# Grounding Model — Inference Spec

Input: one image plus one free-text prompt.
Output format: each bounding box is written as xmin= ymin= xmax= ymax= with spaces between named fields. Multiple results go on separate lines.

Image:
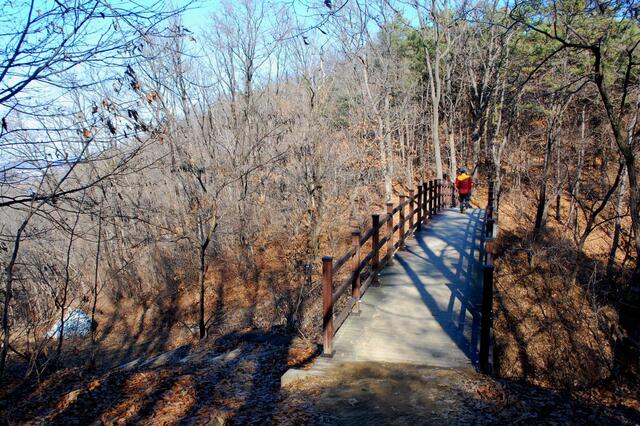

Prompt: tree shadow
xmin=277 ymin=362 xmax=640 ymax=424
xmin=90 ymin=249 xmax=181 ymax=370
xmin=388 ymin=208 xmax=484 ymax=366
xmin=2 ymin=323 xmax=317 ymax=424
xmin=493 ymin=227 xmax=630 ymax=390
xmin=0 ymin=248 xmax=184 ymax=419
xmin=1 ymin=234 xmax=325 ymax=424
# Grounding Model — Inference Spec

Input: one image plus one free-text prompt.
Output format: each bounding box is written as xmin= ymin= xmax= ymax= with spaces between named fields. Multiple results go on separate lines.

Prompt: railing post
xmin=487 ymin=181 xmax=496 ymax=236
xmin=408 ymin=189 xmax=415 ymax=231
xmin=423 ymin=181 xmax=429 ymax=223
xmin=428 ymin=180 xmax=434 ymax=217
xmin=480 ymin=263 xmax=494 ymax=373
xmin=486 ymin=218 xmax=495 ymax=238
xmin=417 ymin=183 xmax=424 ymax=231
xmin=488 ymin=180 xmax=495 ymax=218
xmin=451 ymin=180 xmax=456 ymax=208
xmin=437 ymin=179 xmax=442 ymax=211
xmin=322 ymin=256 xmax=334 ymax=357
xmin=351 ymin=230 xmax=361 ymax=314
xmin=386 ymin=202 xmax=394 ymax=263
xmin=372 ymin=214 xmax=380 ymax=273
xmin=399 ymin=195 xmax=406 ymax=249
xmin=481 ymin=179 xmax=497 ymax=374
xmin=443 ymin=174 xmax=449 ymax=208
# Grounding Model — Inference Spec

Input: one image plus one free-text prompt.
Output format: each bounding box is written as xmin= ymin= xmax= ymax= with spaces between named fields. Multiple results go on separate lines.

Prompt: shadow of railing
xmin=395 ymin=208 xmax=484 ymax=365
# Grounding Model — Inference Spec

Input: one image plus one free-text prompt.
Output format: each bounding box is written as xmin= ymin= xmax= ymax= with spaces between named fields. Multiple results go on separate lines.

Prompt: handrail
xmin=479 ymin=180 xmax=497 ymax=374
xmin=321 ymin=178 xmax=455 ymax=357
xmin=359 ymin=249 xmax=376 ymax=272
xmin=359 ymin=227 xmax=375 ymax=246
xmin=332 ymin=272 xmax=355 ymax=305
xmin=332 ymin=246 xmax=356 ymax=274
xmin=378 ymin=233 xmax=392 ymax=248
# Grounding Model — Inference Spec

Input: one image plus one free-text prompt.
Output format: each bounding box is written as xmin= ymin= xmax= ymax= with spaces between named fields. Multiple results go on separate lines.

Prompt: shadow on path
xmin=395 ymin=208 xmax=484 ymax=365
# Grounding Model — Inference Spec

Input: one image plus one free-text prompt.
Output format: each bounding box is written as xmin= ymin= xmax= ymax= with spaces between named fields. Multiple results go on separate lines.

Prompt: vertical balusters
xmin=351 ymin=230 xmax=361 ymax=314
xmin=409 ymin=189 xmax=415 ymax=231
xmin=372 ymin=214 xmax=380 ymax=273
xmin=322 ymin=256 xmax=334 ymax=357
xmin=386 ymin=202 xmax=394 ymax=263
xmin=428 ymin=180 xmax=434 ymax=217
xmin=399 ymin=195 xmax=406 ymax=249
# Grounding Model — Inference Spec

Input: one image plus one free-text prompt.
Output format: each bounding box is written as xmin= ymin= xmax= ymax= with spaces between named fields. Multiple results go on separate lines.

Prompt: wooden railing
xmin=321 ymin=178 xmax=457 ymax=356
xmin=480 ymin=180 xmax=496 ymax=373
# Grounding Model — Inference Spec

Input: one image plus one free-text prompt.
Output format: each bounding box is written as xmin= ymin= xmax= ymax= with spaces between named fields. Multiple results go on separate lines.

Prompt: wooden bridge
xmin=283 ymin=179 xmax=496 ymax=384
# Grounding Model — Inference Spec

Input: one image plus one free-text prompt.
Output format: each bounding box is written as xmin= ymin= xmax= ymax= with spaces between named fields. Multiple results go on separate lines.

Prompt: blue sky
xmin=179 ymin=0 xmax=219 ymax=30
xmin=178 ymin=0 xmax=326 ymax=33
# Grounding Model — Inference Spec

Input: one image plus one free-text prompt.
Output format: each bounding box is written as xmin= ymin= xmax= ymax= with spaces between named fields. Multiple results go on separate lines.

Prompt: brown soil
xmin=283 ymin=362 xmax=639 ymax=424
xmin=3 ymin=337 xmax=638 ymax=425
xmin=491 ymin=180 xmax=639 ymax=405
xmin=3 ymin=179 xmax=637 ymax=423
xmin=0 ymin=329 xmax=319 ymax=424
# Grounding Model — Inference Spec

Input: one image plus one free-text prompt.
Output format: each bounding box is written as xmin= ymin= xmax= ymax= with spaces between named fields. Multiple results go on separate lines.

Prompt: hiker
xmin=455 ymin=167 xmax=472 ymax=213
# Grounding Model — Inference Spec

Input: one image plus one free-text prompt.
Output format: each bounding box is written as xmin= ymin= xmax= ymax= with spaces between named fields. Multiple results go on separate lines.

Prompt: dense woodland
xmin=1 ymin=0 xmax=639 ymax=419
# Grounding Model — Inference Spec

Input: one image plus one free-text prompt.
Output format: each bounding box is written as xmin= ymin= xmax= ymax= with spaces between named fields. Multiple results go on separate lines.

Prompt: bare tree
xmin=0 ymin=1 xmax=188 ymax=376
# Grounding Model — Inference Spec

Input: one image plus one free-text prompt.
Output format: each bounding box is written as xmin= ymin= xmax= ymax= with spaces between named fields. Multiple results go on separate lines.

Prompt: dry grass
xmin=493 ymin=178 xmax=638 ymax=408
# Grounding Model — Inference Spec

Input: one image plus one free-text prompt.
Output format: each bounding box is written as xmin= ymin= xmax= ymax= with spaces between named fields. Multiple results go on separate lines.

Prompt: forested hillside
xmin=1 ymin=0 xmax=638 ymax=422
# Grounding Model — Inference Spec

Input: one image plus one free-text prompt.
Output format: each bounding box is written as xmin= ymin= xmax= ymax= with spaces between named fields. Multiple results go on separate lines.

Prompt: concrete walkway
xmin=282 ymin=208 xmax=485 ymax=385
xmin=296 ymin=209 xmax=484 ymax=380
xmin=334 ymin=207 xmax=485 ymax=366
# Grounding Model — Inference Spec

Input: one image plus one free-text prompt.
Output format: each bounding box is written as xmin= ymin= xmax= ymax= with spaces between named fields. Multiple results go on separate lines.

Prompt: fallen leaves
xmin=2 ymin=333 xmax=322 ymax=424
xmin=3 ymin=333 xmax=637 ymax=424
xmin=286 ymin=344 xmax=317 ymax=368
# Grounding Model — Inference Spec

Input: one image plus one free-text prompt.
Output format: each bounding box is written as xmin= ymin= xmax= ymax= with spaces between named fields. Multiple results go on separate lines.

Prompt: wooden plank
xmin=332 ymin=246 xmax=355 ymax=274
xmin=359 ymin=227 xmax=375 ymax=246
xmin=334 ymin=297 xmax=356 ymax=334
xmin=332 ymin=271 xmax=355 ymax=305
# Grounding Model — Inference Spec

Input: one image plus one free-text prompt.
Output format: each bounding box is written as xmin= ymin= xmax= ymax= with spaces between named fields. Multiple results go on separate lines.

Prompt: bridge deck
xmin=282 ymin=208 xmax=485 ymax=385
xmin=325 ymin=208 xmax=484 ymax=369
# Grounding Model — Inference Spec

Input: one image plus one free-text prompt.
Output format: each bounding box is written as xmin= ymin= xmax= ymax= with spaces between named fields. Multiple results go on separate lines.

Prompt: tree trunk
xmin=307 ymin=177 xmax=323 ymax=260
xmin=568 ymin=112 xmax=585 ymax=231
xmin=608 ymin=167 xmax=628 ymax=277
xmin=384 ymin=94 xmax=394 ymax=199
xmin=0 ymin=219 xmax=29 ymax=377
xmin=448 ymin=125 xmax=457 ymax=181
xmin=431 ymin=101 xmax=443 ymax=180
xmin=88 ymin=205 xmax=103 ymax=370
xmin=423 ymin=36 xmax=443 ymax=180
xmin=56 ymin=220 xmax=78 ymax=361
xmin=493 ymin=132 xmax=509 ymax=209
xmin=578 ymin=162 xmax=625 ymax=251
xmin=623 ymin=153 xmax=640 ymax=284
xmin=197 ymin=215 xmax=213 ymax=340
xmin=534 ymin=125 xmax=554 ymax=235
xmin=198 ymin=242 xmax=208 ymax=339
xmin=378 ymin=116 xmax=392 ymax=201
xmin=471 ymin=119 xmax=482 ymax=179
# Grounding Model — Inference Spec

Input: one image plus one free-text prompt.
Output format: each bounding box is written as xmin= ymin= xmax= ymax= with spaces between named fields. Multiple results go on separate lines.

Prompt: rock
xmin=280 ymin=368 xmax=323 ymax=387
xmin=47 ymin=309 xmax=95 ymax=339
xmin=118 ymin=345 xmax=191 ymax=371
xmin=177 ymin=347 xmax=242 ymax=365
xmin=118 ymin=346 xmax=242 ymax=371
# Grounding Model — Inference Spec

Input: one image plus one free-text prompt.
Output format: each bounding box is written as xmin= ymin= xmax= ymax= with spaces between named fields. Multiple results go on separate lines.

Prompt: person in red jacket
xmin=455 ymin=167 xmax=473 ymax=213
